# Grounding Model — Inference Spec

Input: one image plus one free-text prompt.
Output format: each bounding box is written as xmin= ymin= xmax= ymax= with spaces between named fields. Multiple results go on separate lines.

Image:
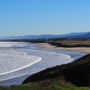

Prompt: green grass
xmin=0 ymin=81 xmax=89 ymax=90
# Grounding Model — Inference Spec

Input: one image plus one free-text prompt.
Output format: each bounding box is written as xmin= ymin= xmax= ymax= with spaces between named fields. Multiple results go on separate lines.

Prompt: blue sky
xmin=0 ymin=0 xmax=90 ymax=36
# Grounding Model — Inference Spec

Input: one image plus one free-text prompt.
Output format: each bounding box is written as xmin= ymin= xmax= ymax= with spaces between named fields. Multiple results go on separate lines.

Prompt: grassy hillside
xmin=0 ymin=55 xmax=90 ymax=90
xmin=50 ymin=40 xmax=90 ymax=47
xmin=0 ymin=82 xmax=89 ymax=90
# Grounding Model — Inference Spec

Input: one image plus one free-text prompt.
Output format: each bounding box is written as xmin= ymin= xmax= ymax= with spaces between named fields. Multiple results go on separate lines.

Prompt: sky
xmin=0 ymin=0 xmax=90 ymax=36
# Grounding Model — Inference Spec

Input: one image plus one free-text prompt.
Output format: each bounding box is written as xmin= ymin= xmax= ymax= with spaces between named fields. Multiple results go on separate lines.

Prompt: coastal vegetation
xmin=49 ymin=40 xmax=90 ymax=47
xmin=0 ymin=82 xmax=89 ymax=90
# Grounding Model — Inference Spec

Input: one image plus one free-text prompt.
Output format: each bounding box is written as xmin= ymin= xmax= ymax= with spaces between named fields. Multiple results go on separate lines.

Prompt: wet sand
xmin=38 ymin=43 xmax=90 ymax=54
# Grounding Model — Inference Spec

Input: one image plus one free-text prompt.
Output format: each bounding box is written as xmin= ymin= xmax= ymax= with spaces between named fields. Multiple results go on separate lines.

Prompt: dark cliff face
xmin=23 ymin=55 xmax=90 ymax=87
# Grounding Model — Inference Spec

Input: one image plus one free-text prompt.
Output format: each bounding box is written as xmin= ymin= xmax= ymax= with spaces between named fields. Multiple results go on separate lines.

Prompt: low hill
xmin=49 ymin=40 xmax=90 ymax=47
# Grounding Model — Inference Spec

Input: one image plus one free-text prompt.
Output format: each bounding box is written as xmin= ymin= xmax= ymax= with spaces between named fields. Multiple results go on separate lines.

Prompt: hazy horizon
xmin=0 ymin=31 xmax=89 ymax=38
xmin=0 ymin=0 xmax=90 ymax=36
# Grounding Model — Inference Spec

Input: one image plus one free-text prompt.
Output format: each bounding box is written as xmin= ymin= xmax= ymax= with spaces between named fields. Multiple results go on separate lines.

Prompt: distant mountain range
xmin=62 ymin=32 xmax=90 ymax=38
xmin=0 ymin=32 xmax=90 ymax=40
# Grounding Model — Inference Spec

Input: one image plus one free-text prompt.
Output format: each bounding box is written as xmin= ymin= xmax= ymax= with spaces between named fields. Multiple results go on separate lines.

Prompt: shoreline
xmin=37 ymin=43 xmax=90 ymax=54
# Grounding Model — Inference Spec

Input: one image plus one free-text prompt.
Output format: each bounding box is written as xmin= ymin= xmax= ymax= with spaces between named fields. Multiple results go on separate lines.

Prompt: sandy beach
xmin=38 ymin=43 xmax=90 ymax=54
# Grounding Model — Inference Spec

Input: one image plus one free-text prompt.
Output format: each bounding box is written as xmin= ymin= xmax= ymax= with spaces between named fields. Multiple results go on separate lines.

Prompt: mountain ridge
xmin=0 ymin=32 xmax=90 ymax=40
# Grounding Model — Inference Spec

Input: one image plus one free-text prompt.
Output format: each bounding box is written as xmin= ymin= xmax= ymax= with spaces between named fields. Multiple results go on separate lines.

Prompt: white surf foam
xmin=0 ymin=49 xmax=41 ymax=75
xmin=0 ymin=42 xmax=28 ymax=47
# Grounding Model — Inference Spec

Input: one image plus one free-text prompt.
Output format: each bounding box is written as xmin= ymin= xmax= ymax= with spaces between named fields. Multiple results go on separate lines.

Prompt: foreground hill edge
xmin=19 ymin=54 xmax=90 ymax=89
